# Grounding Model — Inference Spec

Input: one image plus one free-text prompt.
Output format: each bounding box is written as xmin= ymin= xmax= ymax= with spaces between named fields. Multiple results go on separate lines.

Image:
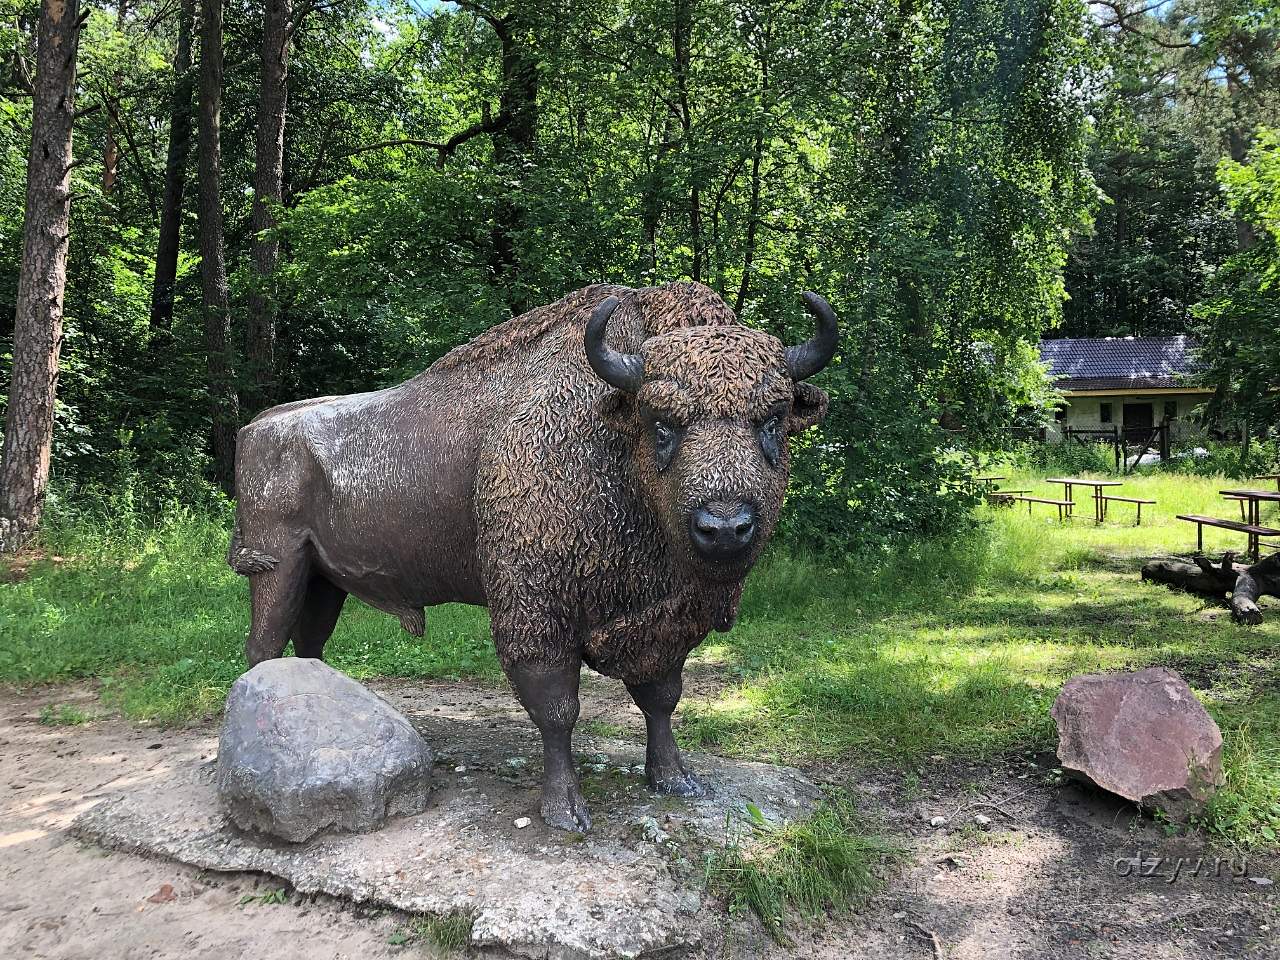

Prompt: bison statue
xmin=229 ymin=282 xmax=837 ymax=831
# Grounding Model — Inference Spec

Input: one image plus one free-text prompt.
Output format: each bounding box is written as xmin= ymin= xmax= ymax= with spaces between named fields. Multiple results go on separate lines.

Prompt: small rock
xmin=1051 ymin=667 xmax=1224 ymax=821
xmin=454 ymin=765 xmax=467 ymax=774
xmin=216 ymin=659 xmax=433 ymax=843
xmin=633 ymin=815 xmax=668 ymax=844
xmin=514 ymin=817 xmax=531 ymax=829
xmin=929 ymin=816 xmax=947 ymax=828
xmin=974 ymin=814 xmax=992 ymax=828
xmin=1248 ymin=876 xmax=1273 ymax=886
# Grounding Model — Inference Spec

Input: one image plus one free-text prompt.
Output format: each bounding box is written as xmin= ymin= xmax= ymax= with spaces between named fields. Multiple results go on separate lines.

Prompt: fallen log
xmin=1141 ymin=552 xmax=1280 ymax=625
xmin=1230 ymin=552 xmax=1280 ymax=626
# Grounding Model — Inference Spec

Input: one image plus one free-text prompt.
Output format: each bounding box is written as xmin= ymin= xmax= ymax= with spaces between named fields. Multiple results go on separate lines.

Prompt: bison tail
xmin=226 ymin=520 xmax=280 ymax=576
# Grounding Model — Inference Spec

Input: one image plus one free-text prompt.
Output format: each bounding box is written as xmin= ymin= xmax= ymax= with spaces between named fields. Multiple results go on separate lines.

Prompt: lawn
xmin=2 ymin=467 xmax=1278 ymax=846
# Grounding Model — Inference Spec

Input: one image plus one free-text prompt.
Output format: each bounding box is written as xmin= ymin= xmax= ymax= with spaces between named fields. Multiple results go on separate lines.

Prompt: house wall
xmin=1046 ymin=392 xmax=1208 ymax=442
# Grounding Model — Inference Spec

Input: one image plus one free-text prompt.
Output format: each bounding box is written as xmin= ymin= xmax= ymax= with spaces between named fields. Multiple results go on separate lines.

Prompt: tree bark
xmin=149 ymin=0 xmax=196 ymax=329
xmin=672 ymin=0 xmax=700 ymax=281
xmin=101 ymin=0 xmax=127 ymax=194
xmin=245 ymin=0 xmax=291 ymax=415
xmin=197 ymin=0 xmax=238 ymax=494
xmin=488 ymin=9 xmax=537 ymax=310
xmin=1141 ymin=552 xmax=1280 ymax=624
xmin=0 ymin=0 xmax=83 ymax=551
xmin=734 ymin=19 xmax=771 ymax=314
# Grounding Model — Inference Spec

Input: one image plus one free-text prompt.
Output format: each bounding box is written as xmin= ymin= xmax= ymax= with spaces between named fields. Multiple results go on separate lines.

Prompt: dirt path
xmin=2 ymin=679 xmax=1277 ymax=960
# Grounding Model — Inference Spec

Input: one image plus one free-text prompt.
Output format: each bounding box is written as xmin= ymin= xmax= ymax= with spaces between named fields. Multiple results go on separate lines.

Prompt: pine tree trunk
xmin=0 ymin=0 xmax=82 ymax=552
xmin=149 ymin=0 xmax=195 ymax=329
xmin=197 ymin=0 xmax=238 ymax=495
xmin=245 ymin=0 xmax=290 ymax=415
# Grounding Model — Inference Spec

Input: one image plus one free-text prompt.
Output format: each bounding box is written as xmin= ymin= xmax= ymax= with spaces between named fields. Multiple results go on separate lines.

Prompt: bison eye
xmin=653 ymin=420 xmax=679 ymax=472
xmin=758 ymin=416 xmax=783 ymax=467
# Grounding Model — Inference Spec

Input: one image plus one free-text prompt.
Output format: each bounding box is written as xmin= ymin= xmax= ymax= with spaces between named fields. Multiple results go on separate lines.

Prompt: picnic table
xmin=1045 ymin=477 xmax=1124 ymax=524
xmin=1218 ymin=489 xmax=1280 ymax=558
xmin=1254 ymin=473 xmax=1280 ymax=492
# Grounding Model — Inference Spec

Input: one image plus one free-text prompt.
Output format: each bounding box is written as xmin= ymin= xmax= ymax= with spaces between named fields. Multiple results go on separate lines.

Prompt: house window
xmin=1099 ymin=403 xmax=1113 ymax=424
xmin=1164 ymin=400 xmax=1178 ymax=420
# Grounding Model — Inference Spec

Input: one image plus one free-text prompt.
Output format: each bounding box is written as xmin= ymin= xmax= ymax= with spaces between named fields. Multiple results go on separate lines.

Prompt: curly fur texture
xmin=231 ymin=280 xmax=833 ymax=829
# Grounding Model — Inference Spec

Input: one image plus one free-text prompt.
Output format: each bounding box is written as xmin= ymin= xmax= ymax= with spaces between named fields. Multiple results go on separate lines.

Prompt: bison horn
xmin=585 ymin=295 xmax=643 ymax=392
xmin=785 ymin=292 xmax=839 ymax=381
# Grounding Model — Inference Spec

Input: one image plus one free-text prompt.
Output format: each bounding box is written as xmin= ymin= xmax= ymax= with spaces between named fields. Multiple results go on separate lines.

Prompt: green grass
xmin=706 ymin=794 xmax=901 ymax=943
xmin=38 ymin=703 xmax=91 ymax=725
xmin=1 ymin=470 xmax=1278 ymax=846
xmin=388 ymin=912 xmax=474 ymax=952
xmin=0 ymin=506 xmax=500 ymax=723
xmin=681 ymin=467 xmax=1280 ymax=847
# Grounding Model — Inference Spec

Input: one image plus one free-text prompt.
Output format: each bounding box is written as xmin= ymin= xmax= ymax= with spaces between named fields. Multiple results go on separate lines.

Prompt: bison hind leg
xmin=292 ymin=576 xmax=348 ymax=659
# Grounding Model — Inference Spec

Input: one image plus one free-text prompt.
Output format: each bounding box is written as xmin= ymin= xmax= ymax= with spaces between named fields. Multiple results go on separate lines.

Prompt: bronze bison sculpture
xmin=229 ymin=282 xmax=837 ymax=830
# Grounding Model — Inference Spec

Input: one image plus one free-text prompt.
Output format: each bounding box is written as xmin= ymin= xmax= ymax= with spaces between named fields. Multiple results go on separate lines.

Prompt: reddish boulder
xmin=1051 ymin=667 xmax=1224 ymax=820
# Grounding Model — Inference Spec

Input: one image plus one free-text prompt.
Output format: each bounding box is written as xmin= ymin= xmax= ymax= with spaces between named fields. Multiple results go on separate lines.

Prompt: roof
xmin=1038 ymin=336 xmax=1202 ymax=392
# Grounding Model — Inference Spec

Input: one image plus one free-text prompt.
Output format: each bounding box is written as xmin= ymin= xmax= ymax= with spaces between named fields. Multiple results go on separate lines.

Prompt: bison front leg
xmin=505 ymin=659 xmax=592 ymax=832
xmin=626 ymin=662 xmax=706 ymax=798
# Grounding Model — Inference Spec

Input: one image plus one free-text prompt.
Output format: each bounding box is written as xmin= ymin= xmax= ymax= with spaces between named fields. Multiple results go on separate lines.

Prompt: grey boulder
xmin=1051 ymin=666 xmax=1224 ymax=820
xmin=216 ymin=658 xmax=433 ymax=842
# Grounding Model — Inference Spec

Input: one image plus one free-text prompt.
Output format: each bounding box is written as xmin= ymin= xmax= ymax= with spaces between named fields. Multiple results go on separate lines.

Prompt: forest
xmin=1 ymin=0 xmax=1279 ymax=552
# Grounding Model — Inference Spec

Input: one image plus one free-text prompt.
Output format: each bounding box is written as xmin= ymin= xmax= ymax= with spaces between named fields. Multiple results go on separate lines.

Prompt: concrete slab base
xmin=71 ymin=715 xmax=819 ymax=959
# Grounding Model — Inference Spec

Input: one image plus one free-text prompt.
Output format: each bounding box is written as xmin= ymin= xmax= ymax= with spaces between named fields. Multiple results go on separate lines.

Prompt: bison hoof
xmin=648 ymin=767 xmax=707 ymax=798
xmin=541 ymin=784 xmax=592 ymax=833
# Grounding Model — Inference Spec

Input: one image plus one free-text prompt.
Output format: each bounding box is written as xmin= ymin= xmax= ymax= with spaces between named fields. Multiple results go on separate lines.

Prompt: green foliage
xmin=706 ymin=794 xmax=901 ymax=942
xmin=1195 ymin=128 xmax=1280 ymax=437
xmin=1 ymin=0 xmax=1101 ymax=553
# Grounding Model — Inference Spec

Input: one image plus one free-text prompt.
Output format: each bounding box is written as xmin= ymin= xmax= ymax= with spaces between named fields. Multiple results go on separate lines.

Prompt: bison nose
xmin=689 ymin=501 xmax=758 ymax=561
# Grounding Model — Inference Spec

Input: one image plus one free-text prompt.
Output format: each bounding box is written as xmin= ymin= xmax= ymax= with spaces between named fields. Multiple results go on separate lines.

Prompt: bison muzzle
xmin=229 ymin=282 xmax=837 ymax=831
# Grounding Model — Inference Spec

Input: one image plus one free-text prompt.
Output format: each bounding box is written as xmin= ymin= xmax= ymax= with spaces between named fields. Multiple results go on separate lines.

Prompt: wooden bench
xmin=1011 ymin=496 xmax=1074 ymax=521
xmin=1176 ymin=514 xmax=1280 ymax=556
xmin=984 ymin=488 xmax=1030 ymax=508
xmin=1101 ymin=495 xmax=1156 ymax=526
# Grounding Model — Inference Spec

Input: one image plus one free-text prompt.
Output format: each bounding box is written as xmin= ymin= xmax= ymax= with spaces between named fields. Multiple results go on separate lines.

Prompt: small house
xmin=1039 ymin=336 xmax=1209 ymax=441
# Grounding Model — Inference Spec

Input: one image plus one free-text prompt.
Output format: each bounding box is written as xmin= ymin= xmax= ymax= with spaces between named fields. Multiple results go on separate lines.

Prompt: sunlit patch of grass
xmin=0 ymin=507 xmax=500 ymax=722
xmin=38 ymin=703 xmax=91 ymax=725
xmin=1198 ymin=698 xmax=1280 ymax=848
xmin=706 ymin=794 xmax=901 ymax=943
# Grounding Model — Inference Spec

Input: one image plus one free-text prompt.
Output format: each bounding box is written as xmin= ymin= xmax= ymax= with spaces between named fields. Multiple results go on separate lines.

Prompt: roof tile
xmin=1038 ymin=336 xmax=1201 ymax=390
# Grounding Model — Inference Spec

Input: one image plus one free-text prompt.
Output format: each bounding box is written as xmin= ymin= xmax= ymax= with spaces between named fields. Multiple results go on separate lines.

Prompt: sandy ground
xmin=2 ymin=678 xmax=1277 ymax=960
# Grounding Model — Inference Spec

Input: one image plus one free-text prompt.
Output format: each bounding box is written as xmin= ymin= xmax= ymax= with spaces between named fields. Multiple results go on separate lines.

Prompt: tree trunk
xmin=149 ymin=0 xmax=195 ymax=329
xmin=734 ymin=23 xmax=770 ymax=315
xmin=672 ymin=0 xmax=700 ymax=281
xmin=101 ymin=0 xmax=127 ymax=194
xmin=197 ymin=0 xmax=238 ymax=494
xmin=245 ymin=0 xmax=290 ymax=415
xmin=488 ymin=11 xmax=538 ymax=311
xmin=1141 ymin=553 xmax=1280 ymax=625
xmin=0 ymin=0 xmax=83 ymax=552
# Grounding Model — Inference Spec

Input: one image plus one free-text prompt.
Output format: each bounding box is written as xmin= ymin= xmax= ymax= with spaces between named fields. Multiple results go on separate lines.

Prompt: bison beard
xmin=230 ymin=282 xmax=837 ymax=831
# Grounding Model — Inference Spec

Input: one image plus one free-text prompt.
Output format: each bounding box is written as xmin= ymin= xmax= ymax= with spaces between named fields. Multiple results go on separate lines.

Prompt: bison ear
xmin=788 ymin=382 xmax=829 ymax=434
xmin=595 ymin=390 xmax=639 ymax=437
